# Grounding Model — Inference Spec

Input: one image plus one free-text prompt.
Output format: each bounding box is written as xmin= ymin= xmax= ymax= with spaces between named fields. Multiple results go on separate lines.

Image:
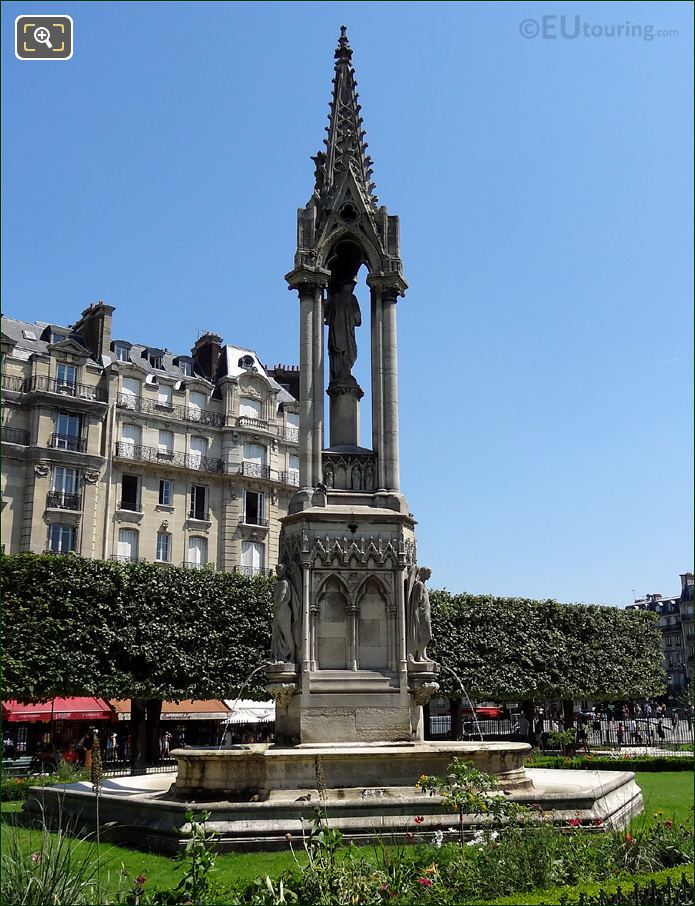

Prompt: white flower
xmin=489 ymin=830 xmax=499 ymax=841
xmin=432 ymin=830 xmax=444 ymax=848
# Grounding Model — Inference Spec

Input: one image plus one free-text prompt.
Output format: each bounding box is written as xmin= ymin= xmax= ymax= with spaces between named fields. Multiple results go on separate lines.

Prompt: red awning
xmin=2 ymin=698 xmax=114 ymax=723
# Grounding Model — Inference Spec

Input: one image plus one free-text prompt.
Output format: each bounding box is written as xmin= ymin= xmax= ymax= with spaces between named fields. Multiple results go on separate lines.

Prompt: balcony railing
xmin=114 ymin=442 xmax=224 ymax=474
xmin=280 ymin=470 xmax=300 ymax=486
xmin=29 ymin=375 xmax=108 ymax=402
xmin=46 ymin=492 xmax=81 ymax=510
xmin=282 ymin=425 xmax=299 ymax=443
xmin=239 ymin=461 xmax=271 ymax=479
xmin=117 ymin=499 xmax=141 ymax=512
xmin=1 ymin=374 xmax=28 ymax=393
xmin=188 ymin=509 xmax=210 ymax=521
xmin=181 ymin=561 xmax=212 ymax=570
xmin=44 ymin=548 xmax=77 ymax=556
xmin=109 ymin=554 xmax=142 ymax=563
xmin=2 ymin=426 xmax=30 ymax=445
xmin=50 ymin=434 xmax=87 ymax=453
xmin=236 ymin=415 xmax=268 ymax=432
xmin=117 ymin=392 xmax=225 ymax=427
xmin=241 ymin=515 xmax=269 ymax=527
xmin=235 ymin=566 xmax=274 ymax=577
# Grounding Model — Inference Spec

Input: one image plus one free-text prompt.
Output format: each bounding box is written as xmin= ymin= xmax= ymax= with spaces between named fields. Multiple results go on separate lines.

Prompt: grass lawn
xmin=632 ymin=771 xmax=694 ymax=827
xmin=2 ymin=771 xmax=692 ymax=897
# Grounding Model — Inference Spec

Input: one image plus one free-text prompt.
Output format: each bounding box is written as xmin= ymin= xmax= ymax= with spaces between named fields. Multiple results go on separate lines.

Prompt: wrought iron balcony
xmin=44 ymin=548 xmax=77 ymax=556
xmin=2 ymin=426 xmax=30 ymax=445
xmin=241 ymin=515 xmax=269 ymax=527
xmin=280 ymin=470 xmax=300 ymax=486
xmin=117 ymin=499 xmax=141 ymax=512
xmin=188 ymin=509 xmax=210 ymax=521
xmin=114 ymin=442 xmax=224 ymax=474
xmin=282 ymin=425 xmax=299 ymax=443
xmin=116 ymin=392 xmax=225 ymax=427
xmin=49 ymin=434 xmax=87 ymax=453
xmin=27 ymin=375 xmax=108 ymax=402
xmin=181 ymin=561 xmax=213 ymax=570
xmin=46 ymin=492 xmax=81 ymax=510
xmin=239 ymin=461 xmax=271 ymax=479
xmin=109 ymin=554 xmax=143 ymax=563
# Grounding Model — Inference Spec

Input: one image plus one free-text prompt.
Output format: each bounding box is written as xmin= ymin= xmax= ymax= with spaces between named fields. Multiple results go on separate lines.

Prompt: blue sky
xmin=3 ymin=1 xmax=693 ymax=605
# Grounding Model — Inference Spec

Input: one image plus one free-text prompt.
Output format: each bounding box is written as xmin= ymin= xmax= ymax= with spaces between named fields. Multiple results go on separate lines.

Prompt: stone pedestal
xmin=327 ymin=381 xmax=364 ymax=447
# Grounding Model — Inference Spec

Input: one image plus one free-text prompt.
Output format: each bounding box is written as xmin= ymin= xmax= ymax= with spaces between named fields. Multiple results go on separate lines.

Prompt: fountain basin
xmin=171 ymin=741 xmax=532 ymax=800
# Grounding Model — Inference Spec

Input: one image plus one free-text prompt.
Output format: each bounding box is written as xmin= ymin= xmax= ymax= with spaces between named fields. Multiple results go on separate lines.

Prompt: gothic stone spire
xmin=313 ymin=26 xmax=378 ymax=214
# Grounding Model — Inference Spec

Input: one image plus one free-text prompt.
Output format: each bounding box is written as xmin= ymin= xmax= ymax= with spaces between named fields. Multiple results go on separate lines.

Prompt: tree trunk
xmin=145 ymin=698 xmax=163 ymax=764
xmin=563 ymin=699 xmax=575 ymax=729
xmin=450 ymin=698 xmax=463 ymax=740
xmin=130 ymin=698 xmax=147 ymax=770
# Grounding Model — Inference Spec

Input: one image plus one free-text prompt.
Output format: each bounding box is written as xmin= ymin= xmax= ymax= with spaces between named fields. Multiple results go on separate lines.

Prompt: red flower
xmin=593 ymin=818 xmax=602 ymax=827
xmin=569 ymin=818 xmax=581 ymax=827
xmin=417 ymin=878 xmax=433 ymax=887
xmin=625 ymin=833 xmax=635 ymax=843
xmin=664 ymin=820 xmax=673 ymax=829
xmin=414 ymin=815 xmax=424 ymax=824
xmin=135 ymin=875 xmax=147 ymax=886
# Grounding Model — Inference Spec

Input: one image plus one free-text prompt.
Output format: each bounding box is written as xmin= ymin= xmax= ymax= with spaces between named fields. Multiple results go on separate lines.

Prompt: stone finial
xmin=335 ymin=25 xmax=352 ymax=62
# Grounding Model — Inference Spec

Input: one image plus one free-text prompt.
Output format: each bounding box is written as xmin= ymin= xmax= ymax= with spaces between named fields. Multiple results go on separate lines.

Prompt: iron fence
xmin=50 ymin=433 xmax=87 ymax=452
xmin=2 ymin=426 xmax=30 ymax=445
xmin=46 ymin=492 xmax=81 ymax=510
xmin=427 ymin=713 xmax=694 ymax=751
xmin=27 ymin=375 xmax=108 ymax=402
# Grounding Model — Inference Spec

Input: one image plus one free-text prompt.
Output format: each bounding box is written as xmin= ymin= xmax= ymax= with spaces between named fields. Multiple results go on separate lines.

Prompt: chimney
xmin=73 ymin=301 xmax=115 ymax=359
xmin=192 ymin=332 xmax=223 ymax=381
xmin=681 ymin=573 xmax=694 ymax=591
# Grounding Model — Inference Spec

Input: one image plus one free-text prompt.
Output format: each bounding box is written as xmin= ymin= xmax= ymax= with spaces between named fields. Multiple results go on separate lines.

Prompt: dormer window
xmin=22 ymin=329 xmax=37 ymax=341
xmin=150 ymin=354 xmax=163 ymax=370
xmin=180 ymin=361 xmax=192 ymax=377
xmin=115 ymin=344 xmax=130 ymax=363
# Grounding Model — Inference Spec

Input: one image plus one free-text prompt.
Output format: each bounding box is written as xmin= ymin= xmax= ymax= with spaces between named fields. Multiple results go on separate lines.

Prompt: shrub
xmin=526 ymin=754 xmax=695 ymax=772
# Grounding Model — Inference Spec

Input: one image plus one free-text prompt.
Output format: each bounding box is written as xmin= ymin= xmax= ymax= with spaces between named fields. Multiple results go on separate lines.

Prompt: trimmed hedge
xmin=527 ymin=754 xmax=695 ymax=772
xmin=479 ymin=864 xmax=694 ymax=905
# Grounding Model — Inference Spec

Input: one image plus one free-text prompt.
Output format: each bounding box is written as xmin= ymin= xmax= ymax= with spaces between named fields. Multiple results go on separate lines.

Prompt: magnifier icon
xmin=34 ymin=26 xmax=53 ymax=49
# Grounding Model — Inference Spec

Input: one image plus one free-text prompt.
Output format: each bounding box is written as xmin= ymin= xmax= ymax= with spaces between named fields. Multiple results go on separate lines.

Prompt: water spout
xmin=440 ymin=663 xmax=485 ymax=742
xmin=218 ymin=661 xmax=272 ymax=748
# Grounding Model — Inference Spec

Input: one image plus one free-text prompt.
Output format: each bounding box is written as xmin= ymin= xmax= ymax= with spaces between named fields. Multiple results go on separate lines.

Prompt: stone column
xmin=370 ymin=286 xmax=386 ymax=489
xmin=298 ymin=288 xmax=314 ymax=489
xmin=347 ymin=603 xmax=359 ymax=671
xmin=312 ymin=287 xmax=324 ymax=486
xmin=382 ymin=289 xmax=400 ymax=492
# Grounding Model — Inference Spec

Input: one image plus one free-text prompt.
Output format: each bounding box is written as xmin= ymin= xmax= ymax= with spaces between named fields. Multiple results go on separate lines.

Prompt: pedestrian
xmin=617 ymin=722 xmax=625 ymax=749
xmin=657 ymin=719 xmax=665 ymax=741
xmin=628 ymin=718 xmax=638 ymax=744
xmin=160 ymin=730 xmax=172 ymax=758
xmin=3 ymin=731 xmax=16 ymax=760
xmin=534 ymin=713 xmax=544 ymax=750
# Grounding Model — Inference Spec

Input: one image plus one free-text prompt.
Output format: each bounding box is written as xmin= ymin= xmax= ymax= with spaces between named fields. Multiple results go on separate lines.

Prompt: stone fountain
xmin=28 ymin=28 xmax=642 ymax=852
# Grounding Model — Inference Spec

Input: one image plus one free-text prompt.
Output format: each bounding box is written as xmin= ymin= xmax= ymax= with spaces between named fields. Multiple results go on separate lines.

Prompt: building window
xmin=187 ymin=536 xmax=207 ymax=568
xmin=240 ymin=541 xmax=265 ymax=576
xmin=117 ymin=528 xmax=139 ymax=562
xmin=159 ymin=479 xmax=173 ymax=506
xmin=189 ymin=391 xmax=206 ymax=420
xmin=49 ymin=467 xmax=80 ymax=508
xmin=56 ymin=363 xmax=77 ymax=391
xmin=286 ymin=411 xmax=299 ymax=442
xmin=189 ymin=485 xmax=208 ymax=520
xmin=54 ymin=412 xmax=82 ymax=451
xmin=48 ymin=524 xmax=75 ymax=553
xmin=158 ymin=430 xmax=174 ymax=458
xmin=149 ymin=353 xmax=163 ymax=370
xmin=189 ymin=435 xmax=207 ymax=468
xmin=157 ymin=384 xmax=173 ymax=409
xmin=242 ymin=443 xmax=267 ymax=478
xmin=239 ymin=396 xmax=263 ymax=420
xmin=115 ymin=345 xmax=130 ymax=363
xmin=156 ymin=531 xmax=171 ymax=563
xmin=244 ymin=490 xmax=264 ymax=525
xmin=179 ymin=361 xmax=192 ymax=377
xmin=119 ymin=423 xmax=141 ymax=457
xmin=120 ymin=474 xmax=139 ymax=511
xmin=676 ymin=636 xmax=682 ymax=647
xmin=120 ymin=377 xmax=140 ymax=409
xmin=288 ymin=454 xmax=300 ymax=483
xmin=666 ymin=638 xmax=673 ymax=648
